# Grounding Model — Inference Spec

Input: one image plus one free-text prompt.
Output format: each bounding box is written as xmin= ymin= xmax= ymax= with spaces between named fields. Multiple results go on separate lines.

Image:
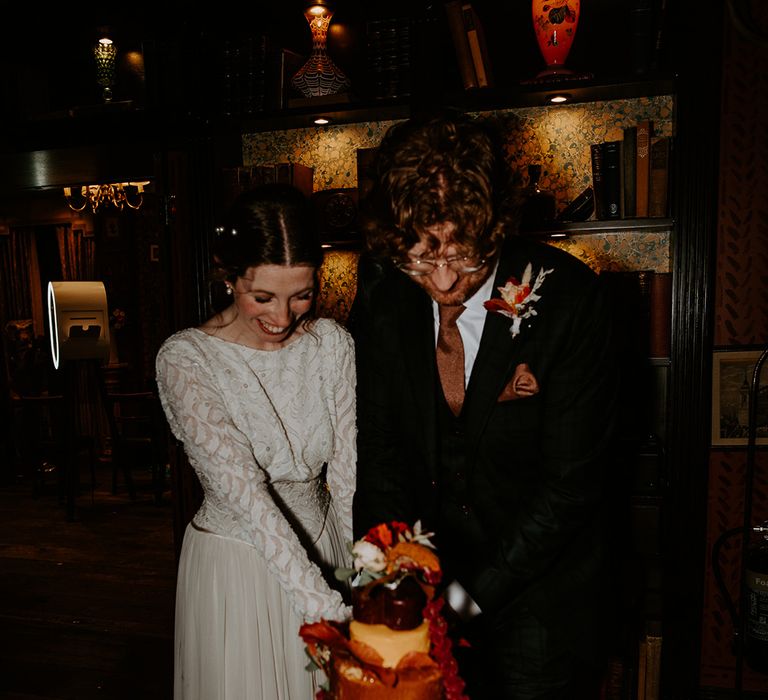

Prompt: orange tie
xmin=436 ymin=305 xmax=466 ymax=416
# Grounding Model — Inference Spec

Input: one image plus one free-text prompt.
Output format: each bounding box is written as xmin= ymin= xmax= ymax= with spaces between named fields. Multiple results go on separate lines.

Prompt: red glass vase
xmin=531 ymin=0 xmax=580 ymax=79
xmin=291 ymin=2 xmax=350 ymax=99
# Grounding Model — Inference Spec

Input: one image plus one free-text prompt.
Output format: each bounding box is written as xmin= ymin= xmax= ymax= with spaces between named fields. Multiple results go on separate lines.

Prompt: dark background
xmin=0 ymin=1 xmax=669 ymax=137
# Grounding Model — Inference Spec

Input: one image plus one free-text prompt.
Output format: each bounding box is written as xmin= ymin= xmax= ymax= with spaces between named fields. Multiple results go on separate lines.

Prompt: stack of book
xmin=218 ymin=163 xmax=314 ymax=214
xmin=444 ymin=1 xmax=494 ymax=89
xmin=591 ymin=120 xmax=671 ymax=220
xmin=217 ymin=36 xmax=309 ymax=116
xmin=366 ymin=17 xmax=412 ymax=100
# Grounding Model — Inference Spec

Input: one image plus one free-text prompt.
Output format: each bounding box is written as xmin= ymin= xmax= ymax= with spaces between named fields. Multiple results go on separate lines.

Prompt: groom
xmin=350 ymin=113 xmax=621 ymax=699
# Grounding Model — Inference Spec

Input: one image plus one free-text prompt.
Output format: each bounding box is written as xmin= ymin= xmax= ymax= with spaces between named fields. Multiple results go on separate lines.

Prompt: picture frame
xmin=711 ymin=348 xmax=768 ymax=447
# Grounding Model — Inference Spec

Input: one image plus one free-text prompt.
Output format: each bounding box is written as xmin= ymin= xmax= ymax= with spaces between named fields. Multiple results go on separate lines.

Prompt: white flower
xmin=409 ymin=519 xmax=437 ymax=549
xmin=485 ymin=263 xmax=554 ymax=338
xmin=352 ymin=540 xmax=387 ymax=573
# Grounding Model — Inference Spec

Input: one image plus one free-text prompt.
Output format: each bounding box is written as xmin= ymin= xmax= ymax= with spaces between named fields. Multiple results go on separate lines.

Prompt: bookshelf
xmin=234 ymin=77 xmax=675 ymax=133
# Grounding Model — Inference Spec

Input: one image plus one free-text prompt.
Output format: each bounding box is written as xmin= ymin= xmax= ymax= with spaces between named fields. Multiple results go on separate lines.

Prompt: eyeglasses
xmin=395 ymin=254 xmax=487 ymax=277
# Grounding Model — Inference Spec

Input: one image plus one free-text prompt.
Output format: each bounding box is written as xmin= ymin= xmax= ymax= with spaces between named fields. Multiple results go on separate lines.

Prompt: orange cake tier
xmin=331 ymin=655 xmax=443 ymax=700
xmin=349 ymin=620 xmax=431 ymax=668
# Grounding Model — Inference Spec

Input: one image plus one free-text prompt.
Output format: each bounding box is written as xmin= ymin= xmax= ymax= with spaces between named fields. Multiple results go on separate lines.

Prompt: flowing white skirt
xmin=174 ymin=509 xmax=348 ymax=700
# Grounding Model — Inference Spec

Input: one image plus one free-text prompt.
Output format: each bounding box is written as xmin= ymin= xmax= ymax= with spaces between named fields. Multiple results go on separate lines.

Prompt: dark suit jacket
xmin=351 ymin=234 xmax=621 ymax=660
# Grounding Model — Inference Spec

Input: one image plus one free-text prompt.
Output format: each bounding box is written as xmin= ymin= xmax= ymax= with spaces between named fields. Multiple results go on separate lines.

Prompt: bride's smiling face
xmin=230 ymin=264 xmax=316 ymax=349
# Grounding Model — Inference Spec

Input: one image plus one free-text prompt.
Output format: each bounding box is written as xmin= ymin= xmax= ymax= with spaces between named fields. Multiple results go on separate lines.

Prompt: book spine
xmin=649 ymin=136 xmax=670 ymax=217
xmin=260 ymin=164 xmax=277 ymax=184
xmin=590 ymin=143 xmax=606 ymax=220
xmin=644 ymin=631 xmax=662 ymax=700
xmin=637 ymin=637 xmax=648 ymax=700
xmin=602 ymin=141 xmax=622 ymax=219
xmin=275 ymin=162 xmax=314 ymax=196
xmin=636 ymin=119 xmax=653 ymax=217
xmin=461 ymin=3 xmax=492 ymax=88
xmin=356 ymin=147 xmax=378 ymax=200
xmin=445 ymin=0 xmax=478 ymax=89
xmin=623 ymin=125 xmax=638 ymax=218
xmin=649 ymin=271 xmax=672 ymax=358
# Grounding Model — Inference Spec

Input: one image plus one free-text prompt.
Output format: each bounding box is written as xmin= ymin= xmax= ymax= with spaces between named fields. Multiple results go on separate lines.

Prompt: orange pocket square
xmin=498 ymin=363 xmax=540 ymax=402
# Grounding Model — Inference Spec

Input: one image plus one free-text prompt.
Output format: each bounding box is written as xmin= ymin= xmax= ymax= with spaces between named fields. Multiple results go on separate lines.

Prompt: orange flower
xmin=386 ymin=542 xmax=440 ymax=576
xmin=366 ymin=523 xmax=394 ymax=550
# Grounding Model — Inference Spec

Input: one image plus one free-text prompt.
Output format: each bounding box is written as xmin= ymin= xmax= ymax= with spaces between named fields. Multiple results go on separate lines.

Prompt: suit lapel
xmin=463 ymin=248 xmax=533 ymax=457
xmin=395 ymin=277 xmax=440 ymax=477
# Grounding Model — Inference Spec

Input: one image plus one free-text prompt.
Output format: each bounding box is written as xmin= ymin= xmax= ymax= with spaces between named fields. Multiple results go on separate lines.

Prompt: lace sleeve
xmin=156 ymin=335 xmax=348 ymax=622
xmin=325 ymin=326 xmax=356 ymax=547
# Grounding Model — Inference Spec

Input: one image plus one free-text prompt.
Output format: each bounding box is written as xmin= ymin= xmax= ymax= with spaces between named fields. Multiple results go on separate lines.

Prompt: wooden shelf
xmin=236 ymin=99 xmax=412 ymax=133
xmin=444 ymin=76 xmax=676 ymax=111
xmin=233 ymin=77 xmax=676 ymax=133
xmin=522 ymin=217 xmax=674 ymax=237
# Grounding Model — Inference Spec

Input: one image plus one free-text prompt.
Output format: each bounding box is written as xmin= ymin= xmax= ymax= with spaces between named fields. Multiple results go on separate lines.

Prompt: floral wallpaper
xmin=316 ymin=249 xmax=359 ymax=323
xmin=242 ymin=95 xmax=673 ymax=211
xmin=549 ymin=230 xmax=670 ymax=274
xmin=243 ymin=95 xmax=674 ymax=320
xmin=243 ymin=121 xmax=398 ymax=192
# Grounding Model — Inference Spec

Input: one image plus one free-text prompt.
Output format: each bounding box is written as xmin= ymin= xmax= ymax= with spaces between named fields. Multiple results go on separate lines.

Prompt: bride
xmin=156 ymin=183 xmax=355 ymax=699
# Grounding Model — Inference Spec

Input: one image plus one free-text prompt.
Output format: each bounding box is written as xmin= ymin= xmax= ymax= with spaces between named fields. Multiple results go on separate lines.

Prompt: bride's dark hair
xmin=209 ymin=183 xmax=323 ymax=319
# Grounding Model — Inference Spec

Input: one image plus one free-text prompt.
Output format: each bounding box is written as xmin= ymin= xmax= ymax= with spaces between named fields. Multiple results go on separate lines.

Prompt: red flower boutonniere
xmin=483 ymin=263 xmax=554 ymax=338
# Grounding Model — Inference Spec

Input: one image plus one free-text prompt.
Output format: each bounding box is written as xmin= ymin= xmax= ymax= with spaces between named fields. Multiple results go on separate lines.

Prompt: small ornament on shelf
xmin=520 ymin=164 xmax=556 ymax=231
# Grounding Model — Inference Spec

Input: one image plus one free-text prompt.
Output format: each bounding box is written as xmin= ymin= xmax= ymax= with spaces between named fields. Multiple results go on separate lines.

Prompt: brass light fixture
xmin=63 ymin=182 xmax=150 ymax=213
xmin=94 ymin=36 xmax=117 ymax=102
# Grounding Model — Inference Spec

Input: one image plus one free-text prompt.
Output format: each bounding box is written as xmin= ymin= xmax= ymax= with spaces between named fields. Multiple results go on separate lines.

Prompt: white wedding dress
xmin=155 ymin=318 xmax=356 ymax=700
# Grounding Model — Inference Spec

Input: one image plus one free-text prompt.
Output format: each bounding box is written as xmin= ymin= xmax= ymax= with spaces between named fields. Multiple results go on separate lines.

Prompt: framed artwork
xmin=711 ymin=349 xmax=768 ymax=446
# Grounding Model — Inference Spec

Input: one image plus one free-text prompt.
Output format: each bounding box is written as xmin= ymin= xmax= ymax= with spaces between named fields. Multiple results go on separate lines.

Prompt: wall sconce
xmin=291 ymin=0 xmax=351 ymax=98
xmin=94 ymin=36 xmax=117 ymax=102
xmin=63 ymin=182 xmax=149 ymax=213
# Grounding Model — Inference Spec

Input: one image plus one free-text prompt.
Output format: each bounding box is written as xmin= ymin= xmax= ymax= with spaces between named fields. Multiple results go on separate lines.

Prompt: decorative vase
xmin=531 ymin=0 xmax=580 ymax=79
xmin=94 ymin=37 xmax=117 ymax=102
xmin=291 ymin=2 xmax=351 ymax=99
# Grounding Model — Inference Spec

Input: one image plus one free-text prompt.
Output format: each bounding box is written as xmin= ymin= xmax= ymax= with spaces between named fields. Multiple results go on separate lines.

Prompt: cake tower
xmin=300 ymin=521 xmax=468 ymax=699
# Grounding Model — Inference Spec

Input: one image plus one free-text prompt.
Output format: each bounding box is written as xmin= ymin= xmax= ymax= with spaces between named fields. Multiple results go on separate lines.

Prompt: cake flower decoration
xmin=337 ymin=519 xmax=441 ymax=588
xmin=483 ymin=263 xmax=554 ymax=338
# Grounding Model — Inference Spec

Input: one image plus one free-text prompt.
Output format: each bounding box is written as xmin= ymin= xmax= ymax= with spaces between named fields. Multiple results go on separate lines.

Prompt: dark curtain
xmin=0 ymin=227 xmax=45 ymax=394
xmin=0 ymin=227 xmax=41 ymax=332
xmin=55 ymin=225 xmax=95 ymax=281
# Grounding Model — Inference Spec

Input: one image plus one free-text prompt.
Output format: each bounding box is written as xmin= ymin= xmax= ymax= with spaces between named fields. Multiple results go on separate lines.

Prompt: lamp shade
xmin=47 ymin=281 xmax=110 ymax=369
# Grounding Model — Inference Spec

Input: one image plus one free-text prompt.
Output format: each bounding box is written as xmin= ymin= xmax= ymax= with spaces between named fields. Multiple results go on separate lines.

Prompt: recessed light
xmin=549 ymin=93 xmax=570 ymax=104
xmin=314 ymin=117 xmax=330 ymax=125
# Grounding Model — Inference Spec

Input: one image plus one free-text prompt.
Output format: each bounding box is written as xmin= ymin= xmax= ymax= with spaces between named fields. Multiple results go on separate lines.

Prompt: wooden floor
xmin=0 ymin=460 xmax=176 ymax=700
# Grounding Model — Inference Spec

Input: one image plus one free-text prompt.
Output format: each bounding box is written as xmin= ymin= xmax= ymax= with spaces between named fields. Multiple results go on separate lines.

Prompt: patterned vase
xmin=531 ymin=0 xmax=580 ymax=79
xmin=292 ymin=3 xmax=351 ymax=99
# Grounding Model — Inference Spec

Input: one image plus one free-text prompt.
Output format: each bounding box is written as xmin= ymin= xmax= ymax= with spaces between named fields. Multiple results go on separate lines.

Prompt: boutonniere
xmin=483 ymin=263 xmax=554 ymax=338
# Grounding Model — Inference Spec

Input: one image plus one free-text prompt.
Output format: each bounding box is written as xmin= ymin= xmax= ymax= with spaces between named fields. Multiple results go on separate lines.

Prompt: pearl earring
xmin=225 ymin=284 xmax=233 ymax=296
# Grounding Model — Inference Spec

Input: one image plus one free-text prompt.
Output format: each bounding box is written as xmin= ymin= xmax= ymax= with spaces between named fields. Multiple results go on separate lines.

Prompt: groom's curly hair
xmin=360 ymin=111 xmax=521 ymax=263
